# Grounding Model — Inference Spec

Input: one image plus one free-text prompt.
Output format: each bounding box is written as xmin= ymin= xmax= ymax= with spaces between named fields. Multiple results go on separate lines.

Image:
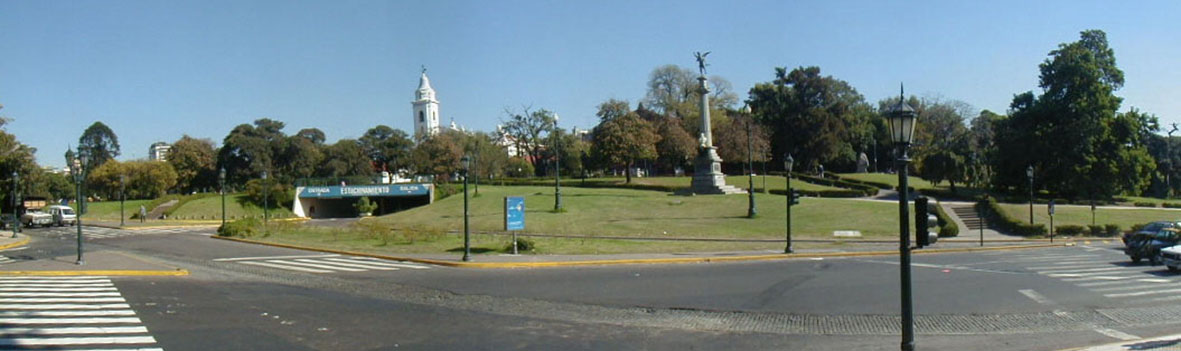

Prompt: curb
xmin=1059 ymin=332 xmax=1181 ymax=351
xmin=0 ymin=269 xmax=190 ymax=277
xmin=0 ymin=235 xmax=31 ymax=250
xmin=211 ymin=235 xmax=1065 ymax=268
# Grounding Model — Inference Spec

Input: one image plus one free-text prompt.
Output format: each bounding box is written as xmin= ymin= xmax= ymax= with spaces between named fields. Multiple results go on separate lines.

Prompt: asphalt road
xmin=5 ymin=225 xmax=1181 ymax=350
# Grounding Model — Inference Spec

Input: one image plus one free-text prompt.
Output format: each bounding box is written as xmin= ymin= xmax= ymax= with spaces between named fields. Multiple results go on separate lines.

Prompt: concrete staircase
xmin=146 ymin=200 xmax=179 ymax=220
xmin=950 ymin=205 xmax=986 ymax=231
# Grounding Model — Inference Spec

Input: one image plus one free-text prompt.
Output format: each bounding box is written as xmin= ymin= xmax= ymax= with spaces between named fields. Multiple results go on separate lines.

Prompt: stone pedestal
xmin=688 ymin=147 xmax=744 ymax=194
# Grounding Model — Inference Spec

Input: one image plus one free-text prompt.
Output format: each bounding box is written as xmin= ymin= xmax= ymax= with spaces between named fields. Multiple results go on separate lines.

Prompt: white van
xmin=46 ymin=205 xmax=77 ymax=227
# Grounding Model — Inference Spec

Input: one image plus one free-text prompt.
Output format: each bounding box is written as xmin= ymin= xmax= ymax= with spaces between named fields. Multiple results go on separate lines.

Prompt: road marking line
xmin=339 ymin=258 xmax=431 ymax=269
xmin=0 ymin=279 xmax=111 ymax=284
xmin=238 ymin=261 xmax=334 ymax=273
xmin=1092 ymin=326 xmax=1140 ymax=341
xmin=0 ymin=276 xmax=109 ymax=280
xmin=1047 ymin=270 xmax=1151 ymax=278
xmin=1091 ymin=281 xmax=1181 ymax=292
xmin=0 ymin=283 xmax=115 ymax=288
xmin=0 ymin=304 xmax=131 ymax=310
xmin=1 ymin=292 xmax=121 ymax=297
xmin=1105 ymin=287 xmax=1181 ymax=298
xmin=213 ymin=254 xmax=340 ymax=262
xmin=0 ymin=326 xmax=148 ymax=335
xmin=0 ymin=297 xmax=126 ymax=303
xmin=1145 ymin=295 xmax=1181 ymax=303
xmin=0 ymin=335 xmax=158 ymax=346
xmin=1019 ymin=289 xmax=1055 ymax=304
xmin=0 ymin=317 xmax=143 ymax=324
xmin=0 ymin=287 xmax=117 ymax=292
xmin=0 ymin=310 xmax=137 ymax=317
xmin=1035 ymin=266 xmax=1125 ymax=274
xmin=1078 ymin=278 xmax=1166 ymax=287
xmin=1063 ymin=274 xmax=1149 ymax=282
xmin=276 ymin=260 xmax=366 ymax=272
xmin=1026 ymin=263 xmax=1119 ymax=270
xmin=298 ymin=259 xmax=397 ymax=270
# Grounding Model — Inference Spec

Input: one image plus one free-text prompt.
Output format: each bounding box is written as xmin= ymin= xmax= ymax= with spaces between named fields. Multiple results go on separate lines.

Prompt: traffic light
xmin=914 ymin=196 xmax=939 ymax=248
xmin=790 ymin=190 xmax=801 ymax=206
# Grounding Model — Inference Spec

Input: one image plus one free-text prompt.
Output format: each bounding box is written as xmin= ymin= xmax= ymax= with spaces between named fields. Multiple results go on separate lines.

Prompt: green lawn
xmin=370 ymin=185 xmax=910 ymax=239
xmin=168 ymin=193 xmax=295 ymax=220
xmin=77 ymin=200 xmax=153 ymax=221
xmin=629 ymin=176 xmax=843 ymax=192
xmin=836 ymin=173 xmax=935 ymax=190
xmin=995 ymin=202 xmax=1181 ymax=230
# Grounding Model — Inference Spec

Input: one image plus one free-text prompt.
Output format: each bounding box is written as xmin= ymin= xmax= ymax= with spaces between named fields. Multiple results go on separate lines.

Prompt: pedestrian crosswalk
xmin=0 ymin=255 xmax=14 ymax=265
xmin=213 ymin=254 xmax=432 ymax=274
xmin=39 ymin=226 xmax=211 ymax=240
xmin=0 ymin=276 xmax=163 ymax=350
xmin=1003 ymin=247 xmax=1181 ymax=305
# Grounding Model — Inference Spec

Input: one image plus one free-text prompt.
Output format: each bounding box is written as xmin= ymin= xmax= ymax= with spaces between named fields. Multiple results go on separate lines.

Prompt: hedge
xmin=930 ymin=200 xmax=959 ymax=237
xmin=787 ymin=173 xmax=879 ymax=196
xmin=823 ymin=173 xmax=894 ymax=190
xmin=1056 ymin=224 xmax=1086 ymax=236
xmin=495 ymin=177 xmax=871 ymax=198
xmin=977 ymin=196 xmax=1047 ymax=236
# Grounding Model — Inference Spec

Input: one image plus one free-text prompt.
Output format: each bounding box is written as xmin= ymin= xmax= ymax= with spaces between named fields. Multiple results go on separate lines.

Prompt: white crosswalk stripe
xmin=0 ymin=276 xmax=163 ymax=350
xmin=38 ymin=226 xmax=209 ymax=240
xmin=0 ymin=255 xmax=14 ymax=265
xmin=1020 ymin=247 xmax=1181 ymax=304
xmin=216 ymin=254 xmax=433 ymax=274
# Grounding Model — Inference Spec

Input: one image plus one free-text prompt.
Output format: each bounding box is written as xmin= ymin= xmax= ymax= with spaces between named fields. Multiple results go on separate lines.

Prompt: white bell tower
xmin=412 ymin=66 xmax=440 ymax=139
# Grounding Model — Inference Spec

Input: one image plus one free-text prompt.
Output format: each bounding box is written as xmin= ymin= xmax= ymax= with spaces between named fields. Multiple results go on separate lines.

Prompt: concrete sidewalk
xmin=1065 ymin=333 xmax=1181 ymax=351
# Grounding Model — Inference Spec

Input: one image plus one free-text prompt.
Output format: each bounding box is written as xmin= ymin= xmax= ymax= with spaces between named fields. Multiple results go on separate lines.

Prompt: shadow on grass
xmin=445 ymin=247 xmax=500 ymax=254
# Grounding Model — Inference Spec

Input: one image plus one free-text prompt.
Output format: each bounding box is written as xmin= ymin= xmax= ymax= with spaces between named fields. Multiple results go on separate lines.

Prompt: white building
xmin=148 ymin=142 xmax=170 ymax=162
xmin=411 ymin=68 xmax=441 ymax=139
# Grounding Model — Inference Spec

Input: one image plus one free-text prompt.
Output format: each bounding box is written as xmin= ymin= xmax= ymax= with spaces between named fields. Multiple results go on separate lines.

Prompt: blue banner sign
xmin=505 ymin=196 xmax=525 ymax=231
xmin=298 ymin=184 xmax=430 ymax=198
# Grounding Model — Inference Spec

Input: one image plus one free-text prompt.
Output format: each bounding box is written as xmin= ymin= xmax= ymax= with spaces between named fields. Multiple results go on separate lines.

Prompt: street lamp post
xmin=119 ymin=174 xmax=126 ymax=227
xmin=784 ymin=154 xmax=794 ymax=253
xmin=1027 ymin=165 xmax=1034 ymax=224
xmin=11 ymin=171 xmax=19 ymax=238
xmin=261 ymin=171 xmax=269 ymax=231
xmin=73 ymin=152 xmax=88 ymax=265
xmin=219 ymin=168 xmax=226 ymax=228
xmin=745 ymin=105 xmax=757 ymax=218
xmin=461 ymin=155 xmax=471 ymax=262
xmin=553 ymin=114 xmax=562 ymax=212
xmin=886 ymin=86 xmax=918 ymax=351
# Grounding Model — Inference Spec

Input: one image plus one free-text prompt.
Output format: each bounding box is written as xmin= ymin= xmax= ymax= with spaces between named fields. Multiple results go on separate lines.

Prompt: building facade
xmin=411 ymin=69 xmax=440 ymax=139
xmin=148 ymin=142 xmax=170 ymax=162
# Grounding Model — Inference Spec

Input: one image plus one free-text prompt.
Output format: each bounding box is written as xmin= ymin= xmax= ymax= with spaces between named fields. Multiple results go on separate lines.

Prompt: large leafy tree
xmin=78 ymin=122 xmax=120 ymax=171
xmin=591 ymin=108 xmax=658 ymax=183
xmin=317 ymin=139 xmax=372 ymax=179
xmin=217 ymin=119 xmax=286 ymax=184
xmin=168 ymin=135 xmax=218 ymax=193
xmin=747 ymin=66 xmax=875 ymax=172
xmin=500 ymin=107 xmax=557 ymax=175
xmin=0 ymin=111 xmax=39 ymax=204
xmin=712 ymin=110 xmax=771 ymax=172
xmin=993 ymin=29 xmax=1156 ymax=199
xmin=88 ymin=160 xmax=178 ymax=200
xmin=409 ymin=131 xmax=463 ymax=181
xmin=359 ymin=125 xmax=413 ymax=172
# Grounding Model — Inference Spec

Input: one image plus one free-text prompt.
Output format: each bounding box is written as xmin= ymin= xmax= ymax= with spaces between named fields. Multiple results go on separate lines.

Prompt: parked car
xmin=20 ymin=208 xmax=53 ymax=228
xmin=1124 ymin=221 xmax=1181 ymax=245
xmin=46 ymin=205 xmax=77 ymax=227
xmin=1125 ymin=228 xmax=1181 ymax=264
xmin=1160 ymin=245 xmax=1181 ymax=272
xmin=0 ymin=213 xmax=14 ymax=230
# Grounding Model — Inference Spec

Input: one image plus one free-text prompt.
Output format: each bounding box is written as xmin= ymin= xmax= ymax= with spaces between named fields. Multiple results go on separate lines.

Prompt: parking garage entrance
xmin=292 ymin=184 xmax=434 ymax=219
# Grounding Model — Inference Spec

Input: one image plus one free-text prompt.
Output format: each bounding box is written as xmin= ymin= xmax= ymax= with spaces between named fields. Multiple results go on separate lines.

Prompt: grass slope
xmin=168 ymin=193 xmax=295 ymax=220
xmin=372 ymin=185 xmax=909 ymax=239
xmin=995 ymin=202 xmax=1181 ymax=231
xmin=836 ymin=173 xmax=934 ymax=190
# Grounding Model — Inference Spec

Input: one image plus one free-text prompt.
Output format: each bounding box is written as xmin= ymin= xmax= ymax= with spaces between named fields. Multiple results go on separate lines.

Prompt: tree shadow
xmin=445 ymin=247 xmax=498 ymax=254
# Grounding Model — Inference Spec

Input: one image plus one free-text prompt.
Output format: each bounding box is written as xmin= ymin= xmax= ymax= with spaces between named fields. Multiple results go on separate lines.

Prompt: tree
xmin=217 ymin=119 xmax=287 ymax=184
xmin=992 ymin=29 xmax=1155 ymax=199
xmin=78 ymin=122 xmax=120 ymax=171
xmin=712 ymin=110 xmax=770 ymax=171
xmin=168 ymin=135 xmax=218 ymax=193
xmin=359 ymin=125 xmax=413 ymax=172
xmin=747 ymin=66 xmax=875 ymax=172
xmin=592 ymin=111 xmax=658 ymax=183
xmin=500 ymin=107 xmax=557 ymax=175
xmin=317 ymin=139 xmax=372 ymax=179
xmin=409 ymin=131 xmax=463 ymax=181
xmin=653 ymin=115 xmax=696 ymax=174
xmin=0 ymin=116 xmax=38 ymax=203
xmin=88 ymin=160 xmax=177 ymax=200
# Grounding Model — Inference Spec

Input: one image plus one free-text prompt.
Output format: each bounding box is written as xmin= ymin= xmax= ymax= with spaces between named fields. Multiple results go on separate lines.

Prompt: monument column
xmin=699 ymin=76 xmax=712 ymax=147
xmin=686 ymin=52 xmax=742 ymax=195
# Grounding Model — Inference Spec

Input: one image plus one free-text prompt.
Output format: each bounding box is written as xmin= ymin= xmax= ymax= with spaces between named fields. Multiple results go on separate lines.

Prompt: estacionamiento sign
xmin=297 ymin=184 xmax=431 ymax=198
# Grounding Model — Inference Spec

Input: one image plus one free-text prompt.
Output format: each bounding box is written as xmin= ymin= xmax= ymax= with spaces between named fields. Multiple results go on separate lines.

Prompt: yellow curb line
xmin=0 ymin=270 xmax=189 ymax=276
xmin=211 ymin=235 xmax=1065 ymax=269
xmin=121 ymin=225 xmax=219 ymax=231
xmin=0 ymin=236 xmax=30 ymax=250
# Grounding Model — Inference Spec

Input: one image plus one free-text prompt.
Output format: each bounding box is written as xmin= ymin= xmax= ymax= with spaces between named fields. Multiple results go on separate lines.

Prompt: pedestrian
xmin=139 ymin=205 xmax=146 ymax=223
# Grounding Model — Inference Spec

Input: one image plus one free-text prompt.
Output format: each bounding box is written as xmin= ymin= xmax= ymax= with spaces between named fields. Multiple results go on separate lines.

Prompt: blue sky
xmin=2 ymin=0 xmax=1179 ymax=168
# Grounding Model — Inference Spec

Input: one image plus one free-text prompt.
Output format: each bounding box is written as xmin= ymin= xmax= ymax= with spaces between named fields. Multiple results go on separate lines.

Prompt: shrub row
xmin=1056 ymin=224 xmax=1122 ymax=237
xmin=930 ymin=201 xmax=959 ymax=237
xmin=768 ymin=188 xmax=867 ymax=198
xmin=217 ymin=217 xmax=262 ymax=237
xmin=1164 ymin=203 xmax=1181 ymax=209
xmin=822 ymin=173 xmax=894 ymax=190
xmin=786 ymin=173 xmax=879 ymax=196
xmin=977 ymin=196 xmax=1047 ymax=236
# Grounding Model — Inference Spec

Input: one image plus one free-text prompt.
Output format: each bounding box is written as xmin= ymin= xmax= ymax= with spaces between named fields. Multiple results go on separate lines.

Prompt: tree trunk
xmin=626 ymin=160 xmax=633 ymax=184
